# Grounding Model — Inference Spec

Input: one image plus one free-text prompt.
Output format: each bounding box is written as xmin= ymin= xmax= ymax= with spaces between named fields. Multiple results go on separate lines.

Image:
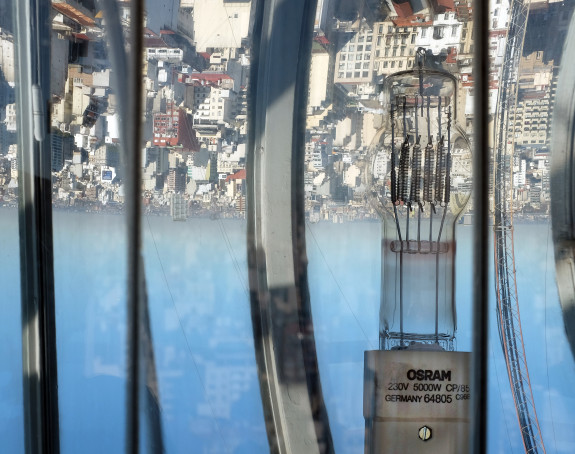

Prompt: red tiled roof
xmin=144 ymin=37 xmax=169 ymax=48
xmin=446 ymin=47 xmax=457 ymax=64
xmin=392 ymin=15 xmax=433 ymax=27
xmin=490 ymin=30 xmax=507 ymax=38
xmin=460 ymin=73 xmax=473 ymax=87
xmin=189 ymin=80 xmax=217 ymax=88
xmin=315 ymin=36 xmax=330 ymax=45
xmin=226 ymin=169 xmax=246 ymax=182
xmin=392 ymin=1 xmax=413 ymax=18
xmin=178 ymin=110 xmax=200 ymax=152
xmin=433 ymin=0 xmax=455 ymax=12
xmin=72 ymin=33 xmax=91 ymax=41
xmin=160 ymin=29 xmax=175 ymax=34
xmin=188 ymin=72 xmax=233 ymax=82
xmin=152 ymin=109 xmax=200 ymax=151
xmin=52 ymin=2 xmax=96 ymax=27
xmin=198 ymin=52 xmax=211 ymax=60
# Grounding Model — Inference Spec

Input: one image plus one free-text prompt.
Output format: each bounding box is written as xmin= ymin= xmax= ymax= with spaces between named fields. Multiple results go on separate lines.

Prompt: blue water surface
xmin=2 ymin=208 xmax=575 ymax=453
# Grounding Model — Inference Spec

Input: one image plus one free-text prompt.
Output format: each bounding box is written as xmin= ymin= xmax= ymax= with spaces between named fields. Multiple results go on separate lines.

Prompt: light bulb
xmin=364 ymin=67 xmax=472 ymax=351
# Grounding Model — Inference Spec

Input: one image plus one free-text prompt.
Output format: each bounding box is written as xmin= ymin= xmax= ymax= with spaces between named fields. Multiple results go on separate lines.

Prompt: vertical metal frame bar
xmin=98 ymin=1 xmax=162 ymax=452
xmin=13 ymin=0 xmax=60 ymax=452
xmin=98 ymin=0 xmax=164 ymax=451
xmin=125 ymin=1 xmax=145 ymax=453
xmin=471 ymin=0 xmax=490 ymax=452
xmin=14 ymin=0 xmax=156 ymax=451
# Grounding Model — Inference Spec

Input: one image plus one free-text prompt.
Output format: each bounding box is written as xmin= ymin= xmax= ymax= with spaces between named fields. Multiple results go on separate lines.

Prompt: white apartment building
xmin=334 ymin=27 xmax=375 ymax=86
xmin=217 ymin=144 xmax=245 ymax=174
xmin=513 ymin=158 xmax=527 ymax=187
xmin=193 ymin=0 xmax=251 ymax=52
xmin=373 ymin=20 xmax=422 ymax=75
xmin=145 ymin=37 xmax=183 ymax=62
xmin=193 ymin=85 xmax=235 ymax=124
xmin=490 ymin=0 xmax=511 ymax=31
xmin=0 ymin=29 xmax=14 ymax=83
xmin=5 ymin=103 xmax=16 ymax=132
xmin=308 ymin=41 xmax=331 ymax=112
xmin=416 ymin=11 xmax=463 ymax=56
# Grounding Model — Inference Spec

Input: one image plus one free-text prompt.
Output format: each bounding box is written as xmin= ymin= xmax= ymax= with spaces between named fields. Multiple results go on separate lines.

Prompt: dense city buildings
xmin=0 ymin=0 xmax=571 ymax=221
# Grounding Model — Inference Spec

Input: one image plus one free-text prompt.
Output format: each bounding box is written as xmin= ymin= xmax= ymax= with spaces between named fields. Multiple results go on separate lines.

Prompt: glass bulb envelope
xmin=364 ymin=68 xmax=472 ymax=351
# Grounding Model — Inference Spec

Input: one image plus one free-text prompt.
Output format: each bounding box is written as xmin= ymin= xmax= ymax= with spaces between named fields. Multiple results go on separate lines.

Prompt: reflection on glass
xmin=306 ymin=1 xmax=575 ymax=453
xmin=143 ymin=217 xmax=265 ymax=453
xmin=0 ymin=8 xmax=23 ymax=453
xmin=0 ymin=211 xmax=23 ymax=453
xmin=7 ymin=0 xmax=575 ymax=451
xmin=367 ymin=66 xmax=472 ymax=350
xmin=53 ymin=212 xmax=126 ymax=453
xmin=46 ymin=0 xmax=261 ymax=451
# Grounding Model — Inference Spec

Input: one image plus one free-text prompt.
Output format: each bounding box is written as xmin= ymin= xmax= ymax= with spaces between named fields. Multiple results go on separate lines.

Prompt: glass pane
xmin=50 ymin=1 xmax=127 ymax=450
xmin=0 ymin=211 xmax=23 ymax=453
xmin=54 ymin=212 xmax=127 ymax=452
xmin=306 ymin=0 xmax=575 ymax=452
xmin=141 ymin=0 xmax=267 ymax=452
xmin=143 ymin=218 xmax=266 ymax=453
xmin=10 ymin=0 xmax=575 ymax=452
xmin=47 ymin=0 xmax=266 ymax=452
xmin=309 ymin=1 xmax=474 ymax=450
xmin=0 ymin=5 xmax=24 ymax=452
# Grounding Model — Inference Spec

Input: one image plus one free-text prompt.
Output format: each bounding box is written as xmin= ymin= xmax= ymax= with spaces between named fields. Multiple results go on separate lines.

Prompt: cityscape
xmin=1 ymin=2 xmax=575 ymax=453
xmin=0 ymin=0 xmax=572 ymax=222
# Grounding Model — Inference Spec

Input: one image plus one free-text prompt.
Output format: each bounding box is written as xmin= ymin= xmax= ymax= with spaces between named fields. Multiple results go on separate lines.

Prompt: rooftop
xmin=52 ymin=2 xmax=96 ymax=27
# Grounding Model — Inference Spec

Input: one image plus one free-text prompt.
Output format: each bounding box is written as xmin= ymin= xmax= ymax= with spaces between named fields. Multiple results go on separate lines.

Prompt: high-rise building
xmin=192 ymin=0 xmax=251 ymax=52
xmin=51 ymin=133 xmax=64 ymax=172
xmin=167 ymin=166 xmax=186 ymax=193
xmin=308 ymin=39 xmax=332 ymax=113
xmin=153 ymin=101 xmax=200 ymax=151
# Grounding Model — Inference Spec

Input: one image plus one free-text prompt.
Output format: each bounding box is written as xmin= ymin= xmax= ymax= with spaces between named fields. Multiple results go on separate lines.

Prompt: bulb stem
xmin=435 ymin=205 xmax=448 ymax=343
xmin=427 ymin=96 xmax=431 ymax=139
xmin=406 ymin=205 xmax=410 ymax=244
xmin=438 ymin=96 xmax=442 ymax=141
xmin=417 ymin=206 xmax=422 ymax=252
xmin=415 ymin=96 xmax=419 ymax=138
xmin=393 ymin=204 xmax=405 ymax=348
xmin=402 ymin=97 xmax=407 ymax=137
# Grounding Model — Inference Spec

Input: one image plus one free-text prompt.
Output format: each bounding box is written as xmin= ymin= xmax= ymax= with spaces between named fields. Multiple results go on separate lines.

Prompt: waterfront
xmin=1 ymin=209 xmax=574 ymax=452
